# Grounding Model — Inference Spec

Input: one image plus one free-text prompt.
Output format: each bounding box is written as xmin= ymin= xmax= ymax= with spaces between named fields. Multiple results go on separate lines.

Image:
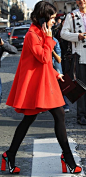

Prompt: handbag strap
xmin=71 ymin=13 xmax=77 ymax=80
xmin=71 ymin=13 xmax=76 ymax=47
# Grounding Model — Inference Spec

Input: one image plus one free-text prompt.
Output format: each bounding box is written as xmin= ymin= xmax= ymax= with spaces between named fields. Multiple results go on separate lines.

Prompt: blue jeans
xmin=54 ymin=61 xmax=63 ymax=74
xmin=63 ymin=96 xmax=69 ymax=109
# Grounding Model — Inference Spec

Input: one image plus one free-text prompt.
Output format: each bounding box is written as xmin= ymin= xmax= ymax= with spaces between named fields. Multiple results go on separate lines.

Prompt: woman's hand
xmin=58 ymin=74 xmax=64 ymax=82
xmin=42 ymin=22 xmax=52 ymax=37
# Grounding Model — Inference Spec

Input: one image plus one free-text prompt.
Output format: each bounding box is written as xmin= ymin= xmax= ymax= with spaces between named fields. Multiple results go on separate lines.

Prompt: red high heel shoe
xmin=1 ymin=152 xmax=20 ymax=174
xmin=61 ymin=154 xmax=82 ymax=174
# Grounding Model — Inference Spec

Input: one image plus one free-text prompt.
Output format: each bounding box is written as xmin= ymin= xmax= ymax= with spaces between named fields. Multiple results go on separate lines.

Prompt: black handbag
xmin=59 ymin=73 xmax=86 ymax=103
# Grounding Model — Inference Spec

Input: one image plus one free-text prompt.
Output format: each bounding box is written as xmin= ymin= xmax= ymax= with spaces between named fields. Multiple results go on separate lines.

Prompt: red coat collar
xmin=29 ymin=23 xmax=46 ymax=38
xmin=29 ymin=23 xmax=41 ymax=34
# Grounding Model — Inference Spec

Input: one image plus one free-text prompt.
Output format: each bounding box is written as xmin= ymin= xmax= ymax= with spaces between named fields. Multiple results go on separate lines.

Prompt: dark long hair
xmin=31 ymin=1 xmax=57 ymax=26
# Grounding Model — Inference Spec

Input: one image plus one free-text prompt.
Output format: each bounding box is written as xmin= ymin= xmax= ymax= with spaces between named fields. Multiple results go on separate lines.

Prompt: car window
xmin=13 ymin=28 xmax=28 ymax=36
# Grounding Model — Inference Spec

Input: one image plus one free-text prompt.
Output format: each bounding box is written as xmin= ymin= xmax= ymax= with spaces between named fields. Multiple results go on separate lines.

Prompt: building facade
xmin=0 ymin=0 xmax=8 ymax=19
xmin=44 ymin=0 xmax=77 ymax=15
xmin=0 ymin=0 xmax=28 ymax=28
xmin=27 ymin=8 xmax=32 ymax=20
xmin=17 ymin=0 xmax=27 ymax=20
xmin=0 ymin=0 xmax=9 ymax=28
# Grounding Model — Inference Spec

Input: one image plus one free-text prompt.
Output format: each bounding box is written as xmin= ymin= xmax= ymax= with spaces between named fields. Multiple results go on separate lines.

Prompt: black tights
xmin=7 ymin=107 xmax=76 ymax=168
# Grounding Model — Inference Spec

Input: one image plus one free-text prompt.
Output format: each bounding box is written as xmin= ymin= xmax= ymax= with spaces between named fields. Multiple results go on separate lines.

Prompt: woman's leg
xmin=7 ymin=114 xmax=37 ymax=167
xmin=49 ymin=107 xmax=76 ymax=169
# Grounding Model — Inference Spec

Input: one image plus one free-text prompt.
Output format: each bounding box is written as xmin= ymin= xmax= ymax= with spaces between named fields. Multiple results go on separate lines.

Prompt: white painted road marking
xmin=31 ymin=138 xmax=84 ymax=177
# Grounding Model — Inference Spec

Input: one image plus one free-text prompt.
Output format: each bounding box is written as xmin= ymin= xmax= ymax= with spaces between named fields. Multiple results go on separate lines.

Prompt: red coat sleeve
xmin=26 ymin=31 xmax=56 ymax=64
xmin=53 ymin=68 xmax=59 ymax=79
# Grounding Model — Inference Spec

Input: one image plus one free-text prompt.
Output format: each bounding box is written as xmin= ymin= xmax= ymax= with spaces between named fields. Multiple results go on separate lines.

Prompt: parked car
xmin=21 ymin=24 xmax=31 ymax=28
xmin=9 ymin=26 xmax=29 ymax=48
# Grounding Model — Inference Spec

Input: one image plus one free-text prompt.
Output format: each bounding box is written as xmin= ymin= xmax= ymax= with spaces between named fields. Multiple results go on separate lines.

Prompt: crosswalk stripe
xmin=31 ymin=138 xmax=84 ymax=177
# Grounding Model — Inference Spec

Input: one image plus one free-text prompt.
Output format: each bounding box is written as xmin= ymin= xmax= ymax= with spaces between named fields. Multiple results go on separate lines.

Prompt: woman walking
xmin=1 ymin=1 xmax=82 ymax=175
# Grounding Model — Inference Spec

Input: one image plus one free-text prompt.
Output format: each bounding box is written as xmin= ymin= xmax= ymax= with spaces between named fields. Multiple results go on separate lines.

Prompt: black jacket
xmin=0 ymin=40 xmax=17 ymax=67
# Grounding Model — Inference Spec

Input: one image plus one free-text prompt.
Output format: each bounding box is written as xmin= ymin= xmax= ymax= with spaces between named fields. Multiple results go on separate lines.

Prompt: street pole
xmin=8 ymin=0 xmax=10 ymax=27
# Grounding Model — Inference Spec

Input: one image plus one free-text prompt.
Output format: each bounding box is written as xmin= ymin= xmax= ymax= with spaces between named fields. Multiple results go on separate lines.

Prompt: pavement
xmin=0 ymin=51 xmax=86 ymax=177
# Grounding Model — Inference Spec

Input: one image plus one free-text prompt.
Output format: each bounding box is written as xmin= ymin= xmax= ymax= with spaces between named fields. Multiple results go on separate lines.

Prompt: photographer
xmin=0 ymin=38 xmax=17 ymax=103
xmin=61 ymin=0 xmax=86 ymax=125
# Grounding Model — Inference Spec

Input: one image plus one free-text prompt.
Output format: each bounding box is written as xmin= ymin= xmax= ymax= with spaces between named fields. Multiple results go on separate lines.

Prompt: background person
xmin=52 ymin=37 xmax=62 ymax=73
xmin=57 ymin=17 xmax=61 ymax=26
xmin=52 ymin=36 xmax=69 ymax=113
xmin=61 ymin=0 xmax=86 ymax=125
xmin=52 ymin=17 xmax=61 ymax=38
xmin=0 ymin=38 xmax=17 ymax=103
xmin=1 ymin=1 xmax=81 ymax=175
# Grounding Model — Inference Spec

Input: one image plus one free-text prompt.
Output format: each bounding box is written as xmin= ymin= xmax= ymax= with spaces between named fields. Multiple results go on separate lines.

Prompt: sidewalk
xmin=0 ymin=53 xmax=86 ymax=176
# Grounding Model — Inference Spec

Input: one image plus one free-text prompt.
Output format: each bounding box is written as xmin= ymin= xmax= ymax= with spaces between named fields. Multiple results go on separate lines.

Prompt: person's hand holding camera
xmin=78 ymin=33 xmax=86 ymax=41
xmin=0 ymin=38 xmax=4 ymax=46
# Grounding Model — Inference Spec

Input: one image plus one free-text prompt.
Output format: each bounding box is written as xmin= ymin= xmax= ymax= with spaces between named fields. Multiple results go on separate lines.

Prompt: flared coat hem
xmin=15 ymin=104 xmax=65 ymax=115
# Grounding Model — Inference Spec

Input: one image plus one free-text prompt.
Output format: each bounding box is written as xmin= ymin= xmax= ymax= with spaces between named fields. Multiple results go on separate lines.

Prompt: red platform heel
xmin=61 ymin=154 xmax=67 ymax=173
xmin=1 ymin=152 xmax=20 ymax=174
xmin=61 ymin=153 xmax=82 ymax=174
xmin=1 ymin=157 xmax=6 ymax=171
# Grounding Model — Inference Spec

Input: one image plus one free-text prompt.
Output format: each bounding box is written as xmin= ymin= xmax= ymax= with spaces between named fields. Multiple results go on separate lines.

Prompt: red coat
xmin=6 ymin=24 xmax=65 ymax=115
